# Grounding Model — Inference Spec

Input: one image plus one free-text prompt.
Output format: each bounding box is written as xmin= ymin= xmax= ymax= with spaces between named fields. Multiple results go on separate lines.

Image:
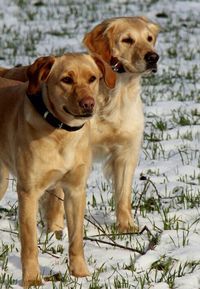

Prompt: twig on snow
xmin=84 ymin=236 xmax=145 ymax=255
xmin=38 ymin=245 xmax=60 ymax=259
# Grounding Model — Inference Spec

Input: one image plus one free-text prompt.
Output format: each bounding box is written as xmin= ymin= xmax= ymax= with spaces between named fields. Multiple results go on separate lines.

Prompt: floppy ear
xmin=92 ymin=54 xmax=116 ymax=89
xmin=83 ymin=21 xmax=112 ymax=63
xmin=27 ymin=56 xmax=55 ymax=95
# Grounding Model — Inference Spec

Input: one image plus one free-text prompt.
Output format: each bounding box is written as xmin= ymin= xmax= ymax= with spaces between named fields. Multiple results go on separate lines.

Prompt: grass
xmin=0 ymin=0 xmax=200 ymax=288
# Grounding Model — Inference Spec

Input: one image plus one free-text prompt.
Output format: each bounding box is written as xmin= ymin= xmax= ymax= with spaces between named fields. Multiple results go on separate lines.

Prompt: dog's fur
xmin=0 ymin=53 xmax=115 ymax=287
xmin=0 ymin=16 xmax=160 ymax=234
xmin=83 ymin=16 xmax=160 ymax=232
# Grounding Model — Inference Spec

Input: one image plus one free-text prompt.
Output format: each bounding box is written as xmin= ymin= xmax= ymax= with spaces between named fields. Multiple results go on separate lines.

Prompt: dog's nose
xmin=144 ymin=52 xmax=159 ymax=63
xmin=79 ymin=97 xmax=95 ymax=113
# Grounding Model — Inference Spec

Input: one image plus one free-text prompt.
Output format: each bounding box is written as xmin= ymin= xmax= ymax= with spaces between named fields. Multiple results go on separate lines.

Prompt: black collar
xmin=27 ymin=92 xmax=84 ymax=132
xmin=110 ymin=56 xmax=126 ymax=73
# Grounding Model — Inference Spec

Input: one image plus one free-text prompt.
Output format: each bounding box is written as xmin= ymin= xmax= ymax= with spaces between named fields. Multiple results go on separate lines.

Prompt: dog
xmin=83 ymin=16 xmax=160 ymax=232
xmin=0 ymin=16 xmax=160 ymax=234
xmin=0 ymin=53 xmax=115 ymax=287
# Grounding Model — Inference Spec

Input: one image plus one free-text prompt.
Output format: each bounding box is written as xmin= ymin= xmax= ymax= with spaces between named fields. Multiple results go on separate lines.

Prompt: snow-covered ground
xmin=0 ymin=0 xmax=200 ymax=288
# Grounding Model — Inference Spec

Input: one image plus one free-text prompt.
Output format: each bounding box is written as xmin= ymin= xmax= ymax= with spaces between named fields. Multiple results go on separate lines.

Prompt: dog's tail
xmin=0 ymin=164 xmax=9 ymax=201
xmin=0 ymin=66 xmax=28 ymax=82
xmin=0 ymin=67 xmax=9 ymax=77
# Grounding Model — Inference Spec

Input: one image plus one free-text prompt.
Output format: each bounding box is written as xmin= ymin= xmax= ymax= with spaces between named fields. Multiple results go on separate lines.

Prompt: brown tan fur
xmin=83 ymin=16 xmax=160 ymax=232
xmin=0 ymin=76 xmax=21 ymax=88
xmin=0 ymin=53 xmax=115 ymax=287
xmin=0 ymin=16 xmax=160 ymax=234
xmin=0 ymin=65 xmax=29 ymax=82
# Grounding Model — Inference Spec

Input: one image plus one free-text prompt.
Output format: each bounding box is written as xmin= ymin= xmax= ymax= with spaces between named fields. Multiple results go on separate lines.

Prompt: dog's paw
xmin=22 ymin=276 xmax=43 ymax=288
xmin=47 ymin=222 xmax=64 ymax=234
xmin=69 ymin=257 xmax=90 ymax=277
xmin=54 ymin=230 xmax=63 ymax=240
xmin=117 ymin=220 xmax=139 ymax=233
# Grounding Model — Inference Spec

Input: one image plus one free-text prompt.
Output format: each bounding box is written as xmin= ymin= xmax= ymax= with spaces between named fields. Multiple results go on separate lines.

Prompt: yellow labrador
xmin=0 ymin=16 xmax=160 ymax=234
xmin=0 ymin=53 xmax=115 ymax=287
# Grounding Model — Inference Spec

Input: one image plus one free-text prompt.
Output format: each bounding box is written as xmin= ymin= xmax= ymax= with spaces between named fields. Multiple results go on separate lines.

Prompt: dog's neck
xmin=95 ymin=73 xmax=141 ymax=123
xmin=27 ymin=91 xmax=84 ymax=132
xmin=102 ymin=72 xmax=141 ymax=97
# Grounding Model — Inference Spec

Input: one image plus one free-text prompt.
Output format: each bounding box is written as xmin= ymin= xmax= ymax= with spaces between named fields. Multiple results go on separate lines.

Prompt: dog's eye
xmin=89 ymin=75 xmax=96 ymax=83
xmin=147 ymin=35 xmax=153 ymax=42
xmin=122 ymin=37 xmax=134 ymax=45
xmin=62 ymin=76 xmax=73 ymax=84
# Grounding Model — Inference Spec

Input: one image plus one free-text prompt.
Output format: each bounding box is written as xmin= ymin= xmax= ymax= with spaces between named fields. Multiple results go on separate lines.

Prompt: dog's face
xmin=27 ymin=53 xmax=116 ymax=123
xmin=83 ymin=16 xmax=160 ymax=75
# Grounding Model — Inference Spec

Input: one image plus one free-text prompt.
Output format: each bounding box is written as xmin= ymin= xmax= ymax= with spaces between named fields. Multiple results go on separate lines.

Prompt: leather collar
xmin=27 ymin=92 xmax=84 ymax=132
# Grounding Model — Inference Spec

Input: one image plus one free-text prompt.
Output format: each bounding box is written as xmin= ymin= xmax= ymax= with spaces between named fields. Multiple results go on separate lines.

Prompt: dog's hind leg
xmin=40 ymin=187 xmax=65 ymax=238
xmin=0 ymin=162 xmax=9 ymax=200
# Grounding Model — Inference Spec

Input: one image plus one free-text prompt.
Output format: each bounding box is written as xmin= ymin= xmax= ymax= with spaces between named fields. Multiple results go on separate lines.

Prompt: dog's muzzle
xmin=144 ymin=52 xmax=159 ymax=73
xmin=79 ymin=96 xmax=95 ymax=115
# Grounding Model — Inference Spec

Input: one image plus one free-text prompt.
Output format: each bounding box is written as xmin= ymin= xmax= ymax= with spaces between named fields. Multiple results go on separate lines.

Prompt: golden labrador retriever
xmin=0 ymin=53 xmax=115 ymax=287
xmin=0 ymin=16 xmax=160 ymax=234
xmin=83 ymin=16 xmax=160 ymax=232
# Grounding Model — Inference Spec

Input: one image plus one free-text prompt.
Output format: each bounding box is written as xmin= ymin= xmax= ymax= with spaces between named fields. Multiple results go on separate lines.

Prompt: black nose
xmin=144 ymin=52 xmax=159 ymax=63
xmin=79 ymin=97 xmax=95 ymax=113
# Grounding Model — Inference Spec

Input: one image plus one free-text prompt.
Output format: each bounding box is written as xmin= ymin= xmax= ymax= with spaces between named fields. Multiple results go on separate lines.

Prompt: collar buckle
xmin=110 ymin=56 xmax=126 ymax=74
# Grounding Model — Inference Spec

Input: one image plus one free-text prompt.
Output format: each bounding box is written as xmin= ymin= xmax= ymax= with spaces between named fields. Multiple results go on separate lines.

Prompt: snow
xmin=0 ymin=0 xmax=200 ymax=288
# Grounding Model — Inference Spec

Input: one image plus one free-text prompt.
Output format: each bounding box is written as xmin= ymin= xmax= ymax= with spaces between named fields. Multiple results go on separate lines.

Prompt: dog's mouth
xmin=63 ymin=106 xmax=93 ymax=118
xmin=110 ymin=56 xmax=158 ymax=75
xmin=146 ymin=63 xmax=158 ymax=73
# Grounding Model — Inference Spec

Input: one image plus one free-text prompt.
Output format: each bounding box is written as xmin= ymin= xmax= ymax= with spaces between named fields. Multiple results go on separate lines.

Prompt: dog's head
xmin=27 ymin=53 xmax=116 ymax=124
xmin=83 ymin=16 xmax=160 ymax=75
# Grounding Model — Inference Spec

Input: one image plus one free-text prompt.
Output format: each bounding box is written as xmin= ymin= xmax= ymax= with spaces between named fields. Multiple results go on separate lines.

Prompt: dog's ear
xmin=148 ymin=22 xmax=160 ymax=38
xmin=83 ymin=21 xmax=113 ymax=63
xmin=138 ymin=16 xmax=160 ymax=39
xmin=92 ymin=54 xmax=116 ymax=89
xmin=27 ymin=56 xmax=55 ymax=95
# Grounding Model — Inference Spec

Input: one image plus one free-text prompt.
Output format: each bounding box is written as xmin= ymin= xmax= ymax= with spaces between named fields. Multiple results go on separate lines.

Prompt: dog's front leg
xmin=112 ymin=145 xmax=141 ymax=233
xmin=17 ymin=185 xmax=42 ymax=288
xmin=63 ymin=169 xmax=90 ymax=277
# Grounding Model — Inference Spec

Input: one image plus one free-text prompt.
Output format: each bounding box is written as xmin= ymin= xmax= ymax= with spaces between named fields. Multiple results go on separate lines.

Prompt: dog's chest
xmin=92 ymin=98 xmax=144 ymax=145
xmin=31 ymin=132 xmax=84 ymax=174
xmin=56 ymin=136 xmax=83 ymax=171
xmin=59 ymin=145 xmax=75 ymax=170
